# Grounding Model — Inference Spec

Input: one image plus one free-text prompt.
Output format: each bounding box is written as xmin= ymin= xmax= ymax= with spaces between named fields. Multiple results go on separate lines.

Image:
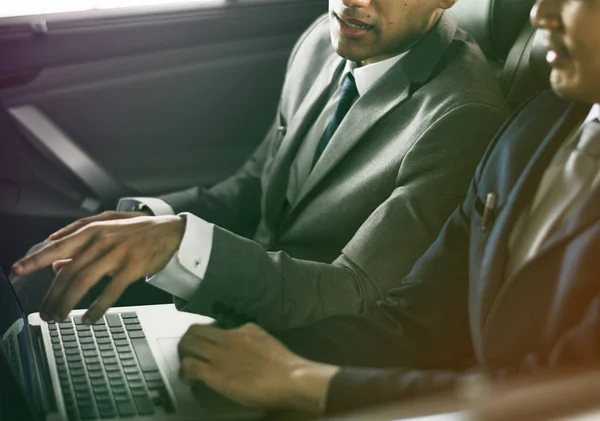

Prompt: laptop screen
xmin=0 ymin=269 xmax=38 ymax=411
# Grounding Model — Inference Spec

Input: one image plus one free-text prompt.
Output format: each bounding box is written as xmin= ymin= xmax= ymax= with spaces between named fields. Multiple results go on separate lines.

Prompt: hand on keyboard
xmin=11 ymin=215 xmax=185 ymax=324
xmin=47 ymin=211 xmax=151 ymax=242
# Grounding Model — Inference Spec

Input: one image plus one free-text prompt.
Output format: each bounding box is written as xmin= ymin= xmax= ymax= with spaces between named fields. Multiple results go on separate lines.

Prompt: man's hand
xmin=12 ymin=215 xmax=185 ymax=323
xmin=178 ymin=323 xmax=340 ymax=414
xmin=47 ymin=210 xmax=150 ymax=242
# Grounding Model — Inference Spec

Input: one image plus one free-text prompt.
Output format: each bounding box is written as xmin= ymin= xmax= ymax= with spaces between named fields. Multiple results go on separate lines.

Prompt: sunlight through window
xmin=0 ymin=0 xmax=216 ymax=18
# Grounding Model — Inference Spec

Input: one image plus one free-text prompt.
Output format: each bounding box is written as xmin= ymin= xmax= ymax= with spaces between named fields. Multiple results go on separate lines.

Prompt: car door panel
xmin=3 ymin=36 xmax=298 ymax=192
xmin=0 ymin=1 xmax=325 ymax=271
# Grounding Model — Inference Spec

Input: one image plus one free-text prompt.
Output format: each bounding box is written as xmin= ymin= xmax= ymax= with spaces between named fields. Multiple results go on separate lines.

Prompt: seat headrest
xmin=529 ymin=29 xmax=551 ymax=85
xmin=500 ymin=22 xmax=551 ymax=109
xmin=451 ymin=0 xmax=536 ymax=61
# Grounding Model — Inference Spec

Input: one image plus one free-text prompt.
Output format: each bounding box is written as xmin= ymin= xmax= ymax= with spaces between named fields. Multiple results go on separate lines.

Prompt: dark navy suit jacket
xmin=276 ymin=91 xmax=600 ymax=414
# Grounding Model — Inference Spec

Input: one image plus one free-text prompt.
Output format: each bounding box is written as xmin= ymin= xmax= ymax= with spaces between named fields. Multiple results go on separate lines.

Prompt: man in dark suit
xmin=167 ymin=0 xmax=600 ymax=415
xmin=11 ymin=0 xmax=509 ymax=329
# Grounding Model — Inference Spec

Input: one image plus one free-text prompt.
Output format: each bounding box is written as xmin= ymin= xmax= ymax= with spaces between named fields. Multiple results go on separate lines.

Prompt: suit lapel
xmin=291 ymin=72 xmax=411 ymax=209
xmin=528 ymin=142 xmax=600 ymax=262
xmin=479 ymin=103 xmax=590 ymax=332
xmin=263 ymin=55 xmax=344 ymax=226
xmin=288 ymin=12 xmax=459 ymax=213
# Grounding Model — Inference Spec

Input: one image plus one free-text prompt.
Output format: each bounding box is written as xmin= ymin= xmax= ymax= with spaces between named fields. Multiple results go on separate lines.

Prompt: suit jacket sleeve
xmin=326 ymin=367 xmax=461 ymax=414
xmin=510 ymin=281 xmax=600 ymax=374
xmin=322 ymin=176 xmax=478 ymax=413
xmin=176 ymin=103 xmax=507 ymax=330
xmin=323 ymin=286 xmax=600 ymax=415
xmin=273 ymin=172 xmax=480 ymax=412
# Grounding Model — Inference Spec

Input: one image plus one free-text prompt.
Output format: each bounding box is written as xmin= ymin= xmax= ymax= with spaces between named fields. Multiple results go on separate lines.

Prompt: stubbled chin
xmin=550 ymin=71 xmax=586 ymax=102
xmin=549 ymin=69 xmax=569 ymax=95
xmin=334 ymin=46 xmax=369 ymax=63
xmin=331 ymin=39 xmax=367 ymax=61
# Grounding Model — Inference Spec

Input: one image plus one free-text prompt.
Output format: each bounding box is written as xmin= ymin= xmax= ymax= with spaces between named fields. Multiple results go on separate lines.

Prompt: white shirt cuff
xmin=146 ymin=212 xmax=214 ymax=301
xmin=116 ymin=197 xmax=175 ymax=216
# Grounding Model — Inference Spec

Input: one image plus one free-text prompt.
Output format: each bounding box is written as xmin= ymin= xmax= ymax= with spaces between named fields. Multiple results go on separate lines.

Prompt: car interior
xmin=0 ymin=0 xmax=325 ymax=272
xmin=0 ymin=0 xmax=550 ymax=275
xmin=0 ymin=0 xmax=573 ymax=420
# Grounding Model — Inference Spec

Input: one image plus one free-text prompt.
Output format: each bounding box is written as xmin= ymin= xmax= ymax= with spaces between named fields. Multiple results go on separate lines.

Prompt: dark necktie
xmin=311 ymin=73 xmax=359 ymax=169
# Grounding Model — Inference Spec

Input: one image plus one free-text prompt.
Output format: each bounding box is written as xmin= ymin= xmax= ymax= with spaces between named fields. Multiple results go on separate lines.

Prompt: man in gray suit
xmin=11 ymin=0 xmax=508 ymax=330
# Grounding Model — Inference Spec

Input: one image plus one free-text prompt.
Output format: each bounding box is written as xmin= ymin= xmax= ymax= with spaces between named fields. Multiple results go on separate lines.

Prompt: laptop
xmin=0 ymin=267 xmax=263 ymax=421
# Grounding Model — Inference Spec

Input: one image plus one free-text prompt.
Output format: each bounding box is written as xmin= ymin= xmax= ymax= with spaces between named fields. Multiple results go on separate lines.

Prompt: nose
xmin=341 ymin=0 xmax=371 ymax=7
xmin=530 ymin=0 xmax=563 ymax=31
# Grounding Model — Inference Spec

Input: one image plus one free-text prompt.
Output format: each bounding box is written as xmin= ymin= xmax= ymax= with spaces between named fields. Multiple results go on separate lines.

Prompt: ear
xmin=439 ymin=0 xmax=458 ymax=10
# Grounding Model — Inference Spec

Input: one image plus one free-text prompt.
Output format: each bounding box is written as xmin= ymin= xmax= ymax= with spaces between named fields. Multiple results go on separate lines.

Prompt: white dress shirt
xmin=507 ymin=104 xmax=600 ymax=278
xmin=117 ymin=52 xmax=409 ymax=300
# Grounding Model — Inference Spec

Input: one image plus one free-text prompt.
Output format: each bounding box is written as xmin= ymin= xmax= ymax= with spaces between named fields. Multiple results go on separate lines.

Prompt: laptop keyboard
xmin=48 ymin=312 xmax=174 ymax=420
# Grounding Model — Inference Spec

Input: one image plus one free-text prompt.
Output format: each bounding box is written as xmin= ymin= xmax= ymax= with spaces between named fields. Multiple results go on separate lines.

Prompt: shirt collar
xmin=341 ymin=51 xmax=409 ymax=96
xmin=585 ymin=104 xmax=600 ymax=123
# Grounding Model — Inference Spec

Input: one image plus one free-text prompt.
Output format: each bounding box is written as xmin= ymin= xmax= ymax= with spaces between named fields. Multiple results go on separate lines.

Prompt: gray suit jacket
xmin=160 ymin=12 xmax=509 ymax=330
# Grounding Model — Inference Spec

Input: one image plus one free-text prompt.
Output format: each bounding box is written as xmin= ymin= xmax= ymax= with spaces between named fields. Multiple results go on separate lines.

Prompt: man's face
xmin=532 ymin=0 xmax=600 ymax=103
xmin=328 ymin=0 xmax=449 ymax=65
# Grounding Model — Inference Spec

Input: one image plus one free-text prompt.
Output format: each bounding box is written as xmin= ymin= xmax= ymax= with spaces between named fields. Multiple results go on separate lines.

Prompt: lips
xmin=546 ymin=43 xmax=570 ymax=57
xmin=544 ymin=35 xmax=571 ymax=57
xmin=545 ymin=42 xmax=571 ymax=67
xmin=336 ymin=13 xmax=373 ymax=30
xmin=540 ymin=33 xmax=572 ymax=66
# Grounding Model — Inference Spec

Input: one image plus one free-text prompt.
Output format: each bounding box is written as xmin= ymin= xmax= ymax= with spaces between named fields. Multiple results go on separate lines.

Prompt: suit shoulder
xmin=415 ymin=29 xmax=508 ymax=120
xmin=475 ymin=90 xmax=573 ymax=177
xmin=287 ymin=14 xmax=331 ymax=68
xmin=280 ymin=14 xmax=338 ymax=119
xmin=490 ymin=90 xmax=571 ymax=155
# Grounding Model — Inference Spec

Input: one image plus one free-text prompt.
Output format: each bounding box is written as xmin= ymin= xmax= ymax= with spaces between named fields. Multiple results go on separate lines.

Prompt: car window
xmin=0 ymin=0 xmax=222 ymax=19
